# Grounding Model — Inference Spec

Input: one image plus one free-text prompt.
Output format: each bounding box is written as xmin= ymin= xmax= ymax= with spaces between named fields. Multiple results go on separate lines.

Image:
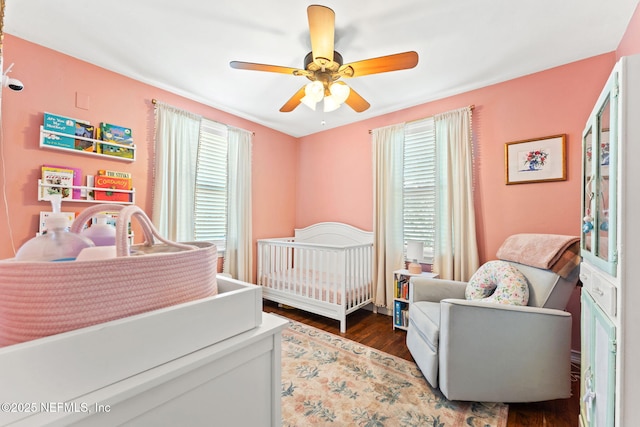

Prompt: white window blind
xmin=194 ymin=118 xmax=228 ymax=247
xmin=403 ymin=118 xmax=436 ymax=260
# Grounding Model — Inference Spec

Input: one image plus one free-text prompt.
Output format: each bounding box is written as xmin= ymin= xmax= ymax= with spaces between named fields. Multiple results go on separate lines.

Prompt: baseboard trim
xmin=363 ymin=303 xmax=393 ymax=317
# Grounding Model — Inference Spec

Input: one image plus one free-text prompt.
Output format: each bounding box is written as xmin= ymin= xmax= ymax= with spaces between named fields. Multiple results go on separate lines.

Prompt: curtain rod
xmin=368 ymin=104 xmax=475 ymax=134
xmin=152 ymin=99 xmax=255 ymax=136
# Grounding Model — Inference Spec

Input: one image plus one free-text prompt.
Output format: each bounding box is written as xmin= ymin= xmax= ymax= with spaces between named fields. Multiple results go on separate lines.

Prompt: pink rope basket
xmin=0 ymin=204 xmax=218 ymax=347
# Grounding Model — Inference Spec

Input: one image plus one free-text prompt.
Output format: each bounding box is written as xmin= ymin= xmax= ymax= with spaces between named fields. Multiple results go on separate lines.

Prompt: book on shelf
xmin=40 ymin=166 xmax=75 ymax=200
xmin=395 ymin=275 xmax=409 ymax=299
xmin=42 ymin=112 xmax=93 ymax=151
xmin=42 ymin=112 xmax=76 ymax=149
xmin=44 ymin=164 xmax=82 ymax=199
xmin=394 ymin=300 xmax=403 ymax=326
xmin=97 ymin=122 xmax=134 ymax=159
xmin=74 ymin=122 xmax=95 ymax=152
xmin=98 ymin=122 xmax=133 ymax=144
xmin=93 ymin=170 xmax=132 ymax=202
xmin=97 ymin=169 xmax=132 ymax=179
xmin=401 ymin=308 xmax=409 ymax=327
xmin=97 ymin=142 xmax=134 ymax=159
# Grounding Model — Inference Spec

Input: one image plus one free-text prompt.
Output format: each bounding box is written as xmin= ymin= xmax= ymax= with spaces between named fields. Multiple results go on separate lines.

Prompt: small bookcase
xmin=392 ymin=269 xmax=439 ymax=331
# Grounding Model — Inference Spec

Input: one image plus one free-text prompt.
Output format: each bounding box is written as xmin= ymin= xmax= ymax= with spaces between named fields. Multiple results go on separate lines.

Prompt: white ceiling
xmin=5 ymin=0 xmax=639 ymax=137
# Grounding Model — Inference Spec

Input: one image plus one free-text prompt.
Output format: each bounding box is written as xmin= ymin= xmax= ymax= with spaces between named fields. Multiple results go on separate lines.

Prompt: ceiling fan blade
xmin=307 ymin=5 xmax=335 ymax=66
xmin=339 ymin=51 xmax=419 ymax=78
xmin=344 ymin=87 xmax=370 ymax=112
xmin=230 ymin=61 xmax=310 ymax=76
xmin=280 ymin=86 xmax=307 ymax=112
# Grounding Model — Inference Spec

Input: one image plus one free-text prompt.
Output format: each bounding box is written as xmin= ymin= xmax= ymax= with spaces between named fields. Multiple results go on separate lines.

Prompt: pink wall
xmin=296 ymin=3 xmax=640 ymax=247
xmin=295 ymin=10 xmax=640 ymax=352
xmin=297 ymin=53 xmax=617 ymax=354
xmin=298 ymin=54 xmax=615 ymax=264
xmin=0 ymin=35 xmax=298 ymax=275
xmin=297 ymin=4 xmax=640 ymax=255
xmin=296 ymin=121 xmax=372 ymax=231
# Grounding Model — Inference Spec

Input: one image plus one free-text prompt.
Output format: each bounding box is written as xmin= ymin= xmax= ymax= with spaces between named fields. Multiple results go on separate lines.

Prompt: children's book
xmin=96 ymin=123 xmax=134 ymax=159
xmin=43 ymin=113 xmax=92 ymax=151
xmin=394 ymin=300 xmax=402 ymax=326
xmin=98 ymin=122 xmax=133 ymax=144
xmin=94 ymin=170 xmax=132 ymax=202
xmin=97 ymin=169 xmax=132 ymax=179
xmin=44 ymin=164 xmax=82 ymax=199
xmin=41 ymin=166 xmax=75 ymax=200
xmin=74 ymin=122 xmax=95 ymax=152
xmin=97 ymin=142 xmax=135 ymax=159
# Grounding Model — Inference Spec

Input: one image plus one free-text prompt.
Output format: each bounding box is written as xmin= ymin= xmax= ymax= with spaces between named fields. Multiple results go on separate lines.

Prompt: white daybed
xmin=257 ymin=222 xmax=374 ymax=333
xmin=0 ymin=275 xmax=288 ymax=427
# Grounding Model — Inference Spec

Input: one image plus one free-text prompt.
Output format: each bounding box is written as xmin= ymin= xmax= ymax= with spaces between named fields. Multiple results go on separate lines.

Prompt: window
xmin=403 ymin=118 xmax=436 ymax=262
xmin=194 ymin=118 xmax=228 ymax=249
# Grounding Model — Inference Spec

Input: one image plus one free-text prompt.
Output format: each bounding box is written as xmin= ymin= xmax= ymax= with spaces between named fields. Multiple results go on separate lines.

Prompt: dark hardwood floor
xmin=264 ymin=300 xmax=580 ymax=427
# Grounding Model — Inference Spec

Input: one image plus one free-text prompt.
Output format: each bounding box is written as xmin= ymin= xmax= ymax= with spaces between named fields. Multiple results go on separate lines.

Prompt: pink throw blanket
xmin=496 ymin=233 xmax=580 ymax=278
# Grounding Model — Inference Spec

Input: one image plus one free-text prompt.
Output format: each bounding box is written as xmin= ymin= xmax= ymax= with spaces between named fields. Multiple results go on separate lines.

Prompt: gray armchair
xmin=406 ymin=261 xmax=579 ymax=403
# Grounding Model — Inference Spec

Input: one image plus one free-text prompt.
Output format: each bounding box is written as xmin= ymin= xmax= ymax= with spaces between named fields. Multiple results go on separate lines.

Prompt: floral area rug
xmin=281 ymin=320 xmax=508 ymax=427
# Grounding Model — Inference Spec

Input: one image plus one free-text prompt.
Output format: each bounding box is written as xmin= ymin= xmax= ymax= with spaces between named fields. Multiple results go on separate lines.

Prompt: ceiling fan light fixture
xmin=323 ymin=94 xmax=341 ymax=112
xmin=329 ymin=82 xmax=350 ymax=104
xmin=300 ymin=95 xmax=318 ymax=110
xmin=301 ymin=80 xmax=324 ymax=110
xmin=305 ymin=81 xmax=324 ymax=102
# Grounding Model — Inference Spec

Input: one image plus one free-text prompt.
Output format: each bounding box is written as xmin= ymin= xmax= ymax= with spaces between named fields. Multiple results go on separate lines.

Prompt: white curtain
xmin=152 ymin=103 xmax=201 ymax=241
xmin=372 ymin=124 xmax=406 ymax=308
xmin=432 ymin=107 xmax=479 ymax=281
xmin=223 ymin=127 xmax=253 ymax=281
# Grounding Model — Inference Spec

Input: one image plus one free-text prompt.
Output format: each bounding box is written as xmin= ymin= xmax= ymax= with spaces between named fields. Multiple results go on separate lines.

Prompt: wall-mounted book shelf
xmin=38 ymin=180 xmax=135 ymax=205
xmin=39 ymin=126 xmax=136 ymax=162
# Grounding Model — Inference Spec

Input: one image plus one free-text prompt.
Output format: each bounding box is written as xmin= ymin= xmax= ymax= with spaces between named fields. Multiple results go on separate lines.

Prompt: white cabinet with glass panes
xmin=579 ymin=54 xmax=640 ymax=427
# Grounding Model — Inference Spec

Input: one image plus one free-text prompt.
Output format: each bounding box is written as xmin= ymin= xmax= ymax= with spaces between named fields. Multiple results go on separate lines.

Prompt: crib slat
xmin=318 ymin=249 xmax=322 ymax=303
xmin=312 ymin=248 xmax=317 ymax=300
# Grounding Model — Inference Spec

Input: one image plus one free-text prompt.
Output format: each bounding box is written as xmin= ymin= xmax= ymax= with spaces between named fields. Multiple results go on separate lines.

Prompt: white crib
xmin=257 ymin=222 xmax=374 ymax=333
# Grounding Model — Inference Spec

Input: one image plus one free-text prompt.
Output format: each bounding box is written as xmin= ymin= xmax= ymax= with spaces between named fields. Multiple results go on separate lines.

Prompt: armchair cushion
xmin=407 ymin=301 xmax=441 ymax=386
xmin=465 ymin=260 xmax=529 ymax=305
xmin=410 ymin=277 xmax=466 ymax=303
xmin=438 ymin=299 xmax=572 ymax=402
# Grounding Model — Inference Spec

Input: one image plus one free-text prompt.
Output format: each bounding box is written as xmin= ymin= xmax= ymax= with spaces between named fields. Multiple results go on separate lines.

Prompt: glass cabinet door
xmin=596 ymin=97 xmax=611 ymax=263
xmin=581 ymin=70 xmax=618 ymax=276
xmin=582 ymin=126 xmax=594 ymax=253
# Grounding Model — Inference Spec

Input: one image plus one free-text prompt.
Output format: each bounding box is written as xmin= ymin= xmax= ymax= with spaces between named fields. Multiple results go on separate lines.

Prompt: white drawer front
xmin=581 ymin=262 xmax=617 ymax=319
xmin=579 ymin=263 xmax=592 ymax=289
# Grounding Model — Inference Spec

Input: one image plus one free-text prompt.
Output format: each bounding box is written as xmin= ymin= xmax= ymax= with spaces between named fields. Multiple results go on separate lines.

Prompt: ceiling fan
xmin=229 ymin=4 xmax=419 ymax=113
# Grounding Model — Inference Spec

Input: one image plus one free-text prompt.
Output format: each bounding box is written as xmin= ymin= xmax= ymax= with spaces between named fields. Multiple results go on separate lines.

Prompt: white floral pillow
xmin=465 ymin=260 xmax=529 ymax=305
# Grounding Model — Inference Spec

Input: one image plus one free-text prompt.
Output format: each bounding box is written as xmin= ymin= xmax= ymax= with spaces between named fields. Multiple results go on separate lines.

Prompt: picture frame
xmin=505 ymin=134 xmax=566 ymax=184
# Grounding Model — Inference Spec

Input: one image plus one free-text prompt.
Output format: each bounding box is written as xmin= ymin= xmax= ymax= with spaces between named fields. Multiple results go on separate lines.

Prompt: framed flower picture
xmin=505 ymin=134 xmax=566 ymax=184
